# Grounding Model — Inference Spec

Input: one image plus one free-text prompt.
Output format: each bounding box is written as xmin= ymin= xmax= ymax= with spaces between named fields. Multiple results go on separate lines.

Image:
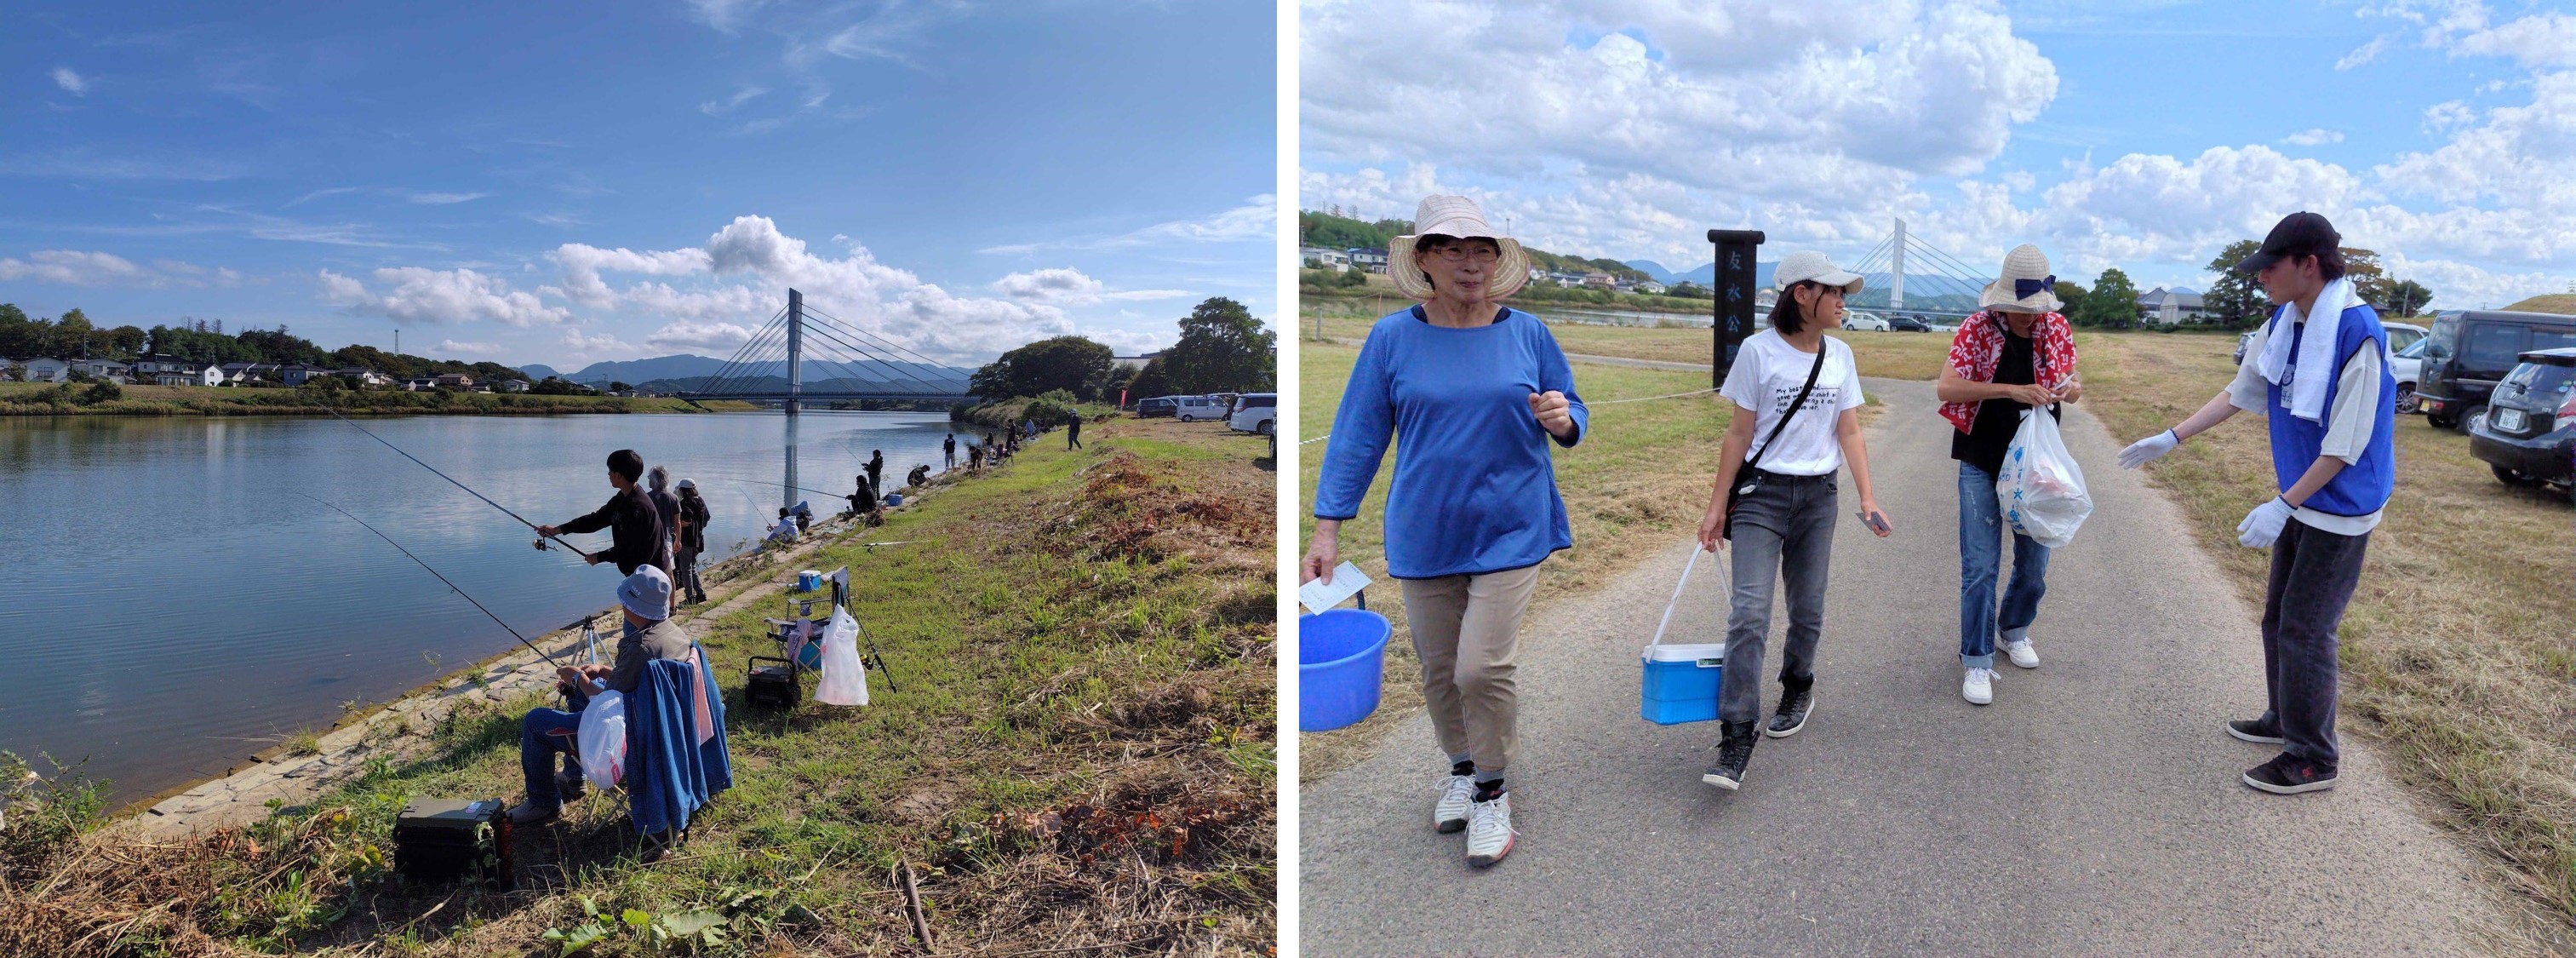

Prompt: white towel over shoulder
xmin=2254 ymin=276 xmax=2354 ymax=425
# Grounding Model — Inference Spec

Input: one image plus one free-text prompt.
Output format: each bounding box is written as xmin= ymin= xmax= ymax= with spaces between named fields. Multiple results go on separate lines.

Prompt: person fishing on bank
xmin=2116 ymin=211 xmax=2393 ymax=796
xmin=1067 ymin=409 xmax=1084 ymax=450
xmin=536 ymin=450 xmax=673 ymax=616
xmin=644 ymin=466 xmax=681 ymax=582
xmin=943 ymin=432 xmax=958 ymax=470
xmin=512 ymin=566 xmax=693 ymax=826
xmin=1695 ymin=250 xmax=1892 ymax=793
xmin=865 ymin=450 xmax=885 ymax=496
xmin=674 ymin=479 xmax=710 ymax=606
xmin=1307 ymin=194 xmax=1584 ymax=869
xmin=1937 ymin=244 xmax=2082 ymax=705
xmin=907 ymin=463 xmax=930 ymax=489
xmin=846 ymin=473 xmax=877 ymax=518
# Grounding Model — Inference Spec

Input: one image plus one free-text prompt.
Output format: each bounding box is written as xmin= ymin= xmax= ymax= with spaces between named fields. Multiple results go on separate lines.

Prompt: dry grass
xmin=2501 ymin=294 xmax=2576 ymax=315
xmin=1303 ymin=310 xmax=1957 ymax=381
xmin=2077 ymin=331 xmax=2575 ymax=951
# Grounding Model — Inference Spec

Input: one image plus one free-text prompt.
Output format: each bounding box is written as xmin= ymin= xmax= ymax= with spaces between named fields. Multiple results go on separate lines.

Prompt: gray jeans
xmin=1720 ymin=473 xmax=1839 ymax=723
xmin=2258 ymin=519 xmax=2369 ymax=767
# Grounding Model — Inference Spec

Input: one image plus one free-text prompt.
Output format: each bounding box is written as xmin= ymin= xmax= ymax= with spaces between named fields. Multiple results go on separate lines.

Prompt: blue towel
xmin=625 ymin=644 xmax=732 ymax=834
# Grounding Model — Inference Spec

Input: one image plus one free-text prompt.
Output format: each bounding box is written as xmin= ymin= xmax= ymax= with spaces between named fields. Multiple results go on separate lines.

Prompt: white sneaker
xmin=1963 ymin=667 xmax=1999 ymax=705
xmin=2004 ymin=638 xmax=2040 ymax=668
xmin=1433 ymin=774 xmax=1474 ymax=834
xmin=1465 ymin=793 xmax=1516 ymax=868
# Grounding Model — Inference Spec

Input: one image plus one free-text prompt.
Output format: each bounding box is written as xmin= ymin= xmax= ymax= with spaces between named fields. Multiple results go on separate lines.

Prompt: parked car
xmin=1841 ymin=311 xmax=1889 ymax=332
xmin=2384 ymin=321 xmax=2428 ymax=354
xmin=1134 ymin=395 xmax=1179 ymax=418
xmin=1226 ymin=393 xmax=1277 ymax=434
xmin=2419 ymin=310 xmax=2576 ymax=432
xmin=1887 ymin=315 xmax=1932 ymax=333
xmin=2390 ymin=337 xmax=2424 ymax=414
xmin=2235 ymin=330 xmax=2257 ymax=367
xmin=2466 ymin=347 xmax=2576 ymax=496
xmin=1173 ymin=395 xmax=1229 ymax=422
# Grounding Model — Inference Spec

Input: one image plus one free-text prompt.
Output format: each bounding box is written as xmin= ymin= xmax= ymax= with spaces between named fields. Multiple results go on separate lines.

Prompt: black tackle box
xmin=392 ymin=797 xmax=514 ymax=889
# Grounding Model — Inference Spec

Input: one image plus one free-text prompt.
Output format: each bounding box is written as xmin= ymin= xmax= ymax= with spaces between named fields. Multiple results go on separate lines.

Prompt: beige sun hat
xmin=1978 ymin=244 xmax=2063 ymax=313
xmin=1387 ymin=195 xmax=1531 ymax=301
xmin=1773 ymin=250 xmax=1864 ymax=295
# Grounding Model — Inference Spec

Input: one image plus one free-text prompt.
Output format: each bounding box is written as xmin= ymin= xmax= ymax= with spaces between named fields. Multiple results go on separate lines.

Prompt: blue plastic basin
xmin=1298 ymin=609 xmax=1389 ymax=731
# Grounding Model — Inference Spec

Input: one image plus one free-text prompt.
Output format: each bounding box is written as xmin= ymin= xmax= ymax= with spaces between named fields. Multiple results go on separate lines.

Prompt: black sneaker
xmin=2226 ymin=719 xmax=2286 ymax=744
xmin=554 ymin=769 xmax=587 ymax=802
xmin=2242 ymin=753 xmax=2337 ymax=795
xmin=1701 ymin=720 xmax=1759 ymax=790
xmin=1766 ymin=681 xmax=1814 ymax=738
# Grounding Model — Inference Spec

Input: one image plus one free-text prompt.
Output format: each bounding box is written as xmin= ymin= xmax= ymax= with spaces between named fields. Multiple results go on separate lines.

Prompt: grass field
xmin=2 ymin=416 xmax=1278 ymax=955
xmin=1305 ymin=311 xmax=1959 ymax=381
xmin=1299 ymin=322 xmax=2573 ymax=947
xmin=0 ymin=380 xmax=758 ymax=416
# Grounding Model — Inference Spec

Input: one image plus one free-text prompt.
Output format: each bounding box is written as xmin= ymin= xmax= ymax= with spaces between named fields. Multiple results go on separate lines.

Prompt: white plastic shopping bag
xmin=815 ymin=606 xmax=871 ymax=706
xmin=1995 ymin=407 xmax=2094 ymax=549
xmin=577 ymin=689 xmax=627 ymax=790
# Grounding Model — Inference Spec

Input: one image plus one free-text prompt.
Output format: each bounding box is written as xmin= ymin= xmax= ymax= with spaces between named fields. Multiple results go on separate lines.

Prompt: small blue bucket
xmin=795 ymin=570 xmax=821 ymax=592
xmin=885 ymin=492 xmax=903 ymax=507
xmin=1298 ymin=609 xmax=1389 ymax=732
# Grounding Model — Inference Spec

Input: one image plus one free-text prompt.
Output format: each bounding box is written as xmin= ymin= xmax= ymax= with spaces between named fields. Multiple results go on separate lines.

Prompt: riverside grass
xmin=0 ymin=416 xmax=1277 ymax=956
xmin=0 ymin=381 xmax=758 ymax=416
xmin=1299 ymin=318 xmax=2573 ymax=950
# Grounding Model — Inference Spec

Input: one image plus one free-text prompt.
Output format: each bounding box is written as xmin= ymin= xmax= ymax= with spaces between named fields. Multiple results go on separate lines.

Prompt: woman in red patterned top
xmin=1934 ymin=244 xmax=2083 ymax=706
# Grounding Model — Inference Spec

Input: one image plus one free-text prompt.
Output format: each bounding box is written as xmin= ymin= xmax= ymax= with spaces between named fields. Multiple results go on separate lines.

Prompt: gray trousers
xmin=675 ymin=545 xmax=706 ymax=601
xmin=1720 ymin=474 xmax=1839 ymax=723
xmin=2258 ymin=519 xmax=2369 ymax=767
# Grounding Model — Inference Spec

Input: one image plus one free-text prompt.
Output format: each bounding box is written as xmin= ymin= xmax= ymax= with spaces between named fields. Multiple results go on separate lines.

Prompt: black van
xmin=2418 ymin=309 xmax=2576 ymax=431
xmin=2467 ymin=347 xmax=2575 ymax=495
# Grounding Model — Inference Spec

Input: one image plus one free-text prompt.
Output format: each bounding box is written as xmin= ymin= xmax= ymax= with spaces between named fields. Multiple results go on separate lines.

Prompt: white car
xmin=1841 ymin=311 xmax=1889 ymax=332
xmin=1173 ymin=395 xmax=1228 ymax=422
xmin=2391 ymin=337 xmax=2424 ymax=414
xmin=1227 ymin=393 xmax=1277 ymax=434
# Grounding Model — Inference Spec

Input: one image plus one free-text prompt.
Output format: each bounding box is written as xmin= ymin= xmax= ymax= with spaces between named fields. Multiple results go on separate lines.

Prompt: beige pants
xmin=1400 ymin=563 xmax=1543 ymax=775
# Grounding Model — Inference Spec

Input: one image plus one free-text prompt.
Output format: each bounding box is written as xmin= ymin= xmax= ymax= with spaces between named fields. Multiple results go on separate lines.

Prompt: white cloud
xmin=990 ymin=267 xmax=1190 ymax=304
xmin=317 ymin=267 xmax=570 ymax=326
xmin=700 ymin=85 xmax=767 ymax=115
xmin=2281 ymin=129 xmax=2344 ymax=146
xmin=435 ymin=339 xmax=504 ymax=356
xmin=0 ymin=250 xmax=240 ymax=287
xmin=645 ymin=320 xmax=757 ymax=351
xmin=980 ymin=196 xmax=1277 ymax=254
xmin=407 ymin=191 xmax=488 ymax=204
xmin=51 ymin=67 xmax=86 ymax=94
xmin=2335 ymin=33 xmax=2396 ymax=70
xmin=549 ymin=244 xmax=714 ymax=306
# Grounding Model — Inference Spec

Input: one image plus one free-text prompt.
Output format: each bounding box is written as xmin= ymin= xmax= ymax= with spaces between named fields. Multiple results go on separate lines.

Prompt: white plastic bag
xmin=1995 ymin=407 xmax=2094 ymax=549
xmin=815 ymin=606 xmax=870 ymax=706
xmin=577 ymin=689 xmax=627 ymax=790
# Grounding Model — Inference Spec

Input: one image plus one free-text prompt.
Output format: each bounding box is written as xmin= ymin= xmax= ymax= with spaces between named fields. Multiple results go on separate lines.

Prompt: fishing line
xmin=301 ymin=493 xmax=561 ymax=668
xmin=321 ymin=406 xmax=597 ymax=561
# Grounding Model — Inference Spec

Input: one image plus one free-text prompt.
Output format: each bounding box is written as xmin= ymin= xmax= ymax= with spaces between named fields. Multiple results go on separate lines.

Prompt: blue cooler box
xmin=1640 ymin=642 xmax=1726 ymax=725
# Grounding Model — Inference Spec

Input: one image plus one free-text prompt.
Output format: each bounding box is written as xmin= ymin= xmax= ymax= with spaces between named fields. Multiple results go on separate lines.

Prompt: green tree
xmin=2384 ymin=278 xmax=2434 ymax=317
xmin=2201 ymin=240 xmax=2264 ymax=324
xmin=968 ymin=336 xmax=1116 ymax=400
xmin=2340 ymin=247 xmax=2392 ymax=307
xmin=1160 ymin=297 xmax=1275 ymax=394
xmin=2052 ymin=280 xmax=2087 ymax=311
xmin=2073 ymin=268 xmax=2140 ymax=329
xmin=1122 ymin=356 xmax=1172 ymax=404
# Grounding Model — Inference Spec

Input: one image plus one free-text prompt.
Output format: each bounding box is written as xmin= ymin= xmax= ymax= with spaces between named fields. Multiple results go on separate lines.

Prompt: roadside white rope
xmin=1297 ymin=387 xmax=1715 ymax=448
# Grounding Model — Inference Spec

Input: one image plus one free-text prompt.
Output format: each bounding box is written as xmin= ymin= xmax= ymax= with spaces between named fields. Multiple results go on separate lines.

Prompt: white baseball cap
xmin=1773 ymin=250 xmax=1864 ymax=295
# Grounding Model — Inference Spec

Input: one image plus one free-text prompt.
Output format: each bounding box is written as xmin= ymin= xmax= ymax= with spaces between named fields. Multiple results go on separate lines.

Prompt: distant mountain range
xmin=518 ymin=364 xmax=562 ymax=381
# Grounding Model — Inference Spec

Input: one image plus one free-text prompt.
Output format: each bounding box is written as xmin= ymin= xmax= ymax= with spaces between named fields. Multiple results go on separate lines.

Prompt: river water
xmin=0 ymin=410 xmax=969 ymax=802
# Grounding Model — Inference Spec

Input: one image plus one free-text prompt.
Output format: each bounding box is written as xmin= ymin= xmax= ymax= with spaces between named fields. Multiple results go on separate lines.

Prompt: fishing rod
xmin=301 ymin=493 xmax=562 ymax=668
xmin=320 ymin=406 xmax=597 ymax=561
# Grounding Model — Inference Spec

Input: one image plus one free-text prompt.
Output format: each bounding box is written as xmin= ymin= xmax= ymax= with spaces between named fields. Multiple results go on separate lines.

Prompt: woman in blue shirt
xmin=1304 ymin=195 xmax=1586 ymax=869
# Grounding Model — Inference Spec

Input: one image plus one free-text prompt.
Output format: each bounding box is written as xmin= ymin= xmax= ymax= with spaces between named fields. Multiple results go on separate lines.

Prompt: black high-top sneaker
xmin=1702 ymin=720 xmax=1760 ymax=790
xmin=1767 ymin=676 xmax=1815 ymax=738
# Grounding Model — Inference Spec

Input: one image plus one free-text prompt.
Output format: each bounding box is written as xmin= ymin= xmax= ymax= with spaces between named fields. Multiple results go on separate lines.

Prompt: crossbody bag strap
xmin=1743 ymin=345 xmax=1829 ymax=476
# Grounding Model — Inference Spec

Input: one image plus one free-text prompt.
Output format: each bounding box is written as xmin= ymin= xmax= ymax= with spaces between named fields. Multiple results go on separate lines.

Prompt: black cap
xmin=2233 ymin=212 xmax=2340 ymax=275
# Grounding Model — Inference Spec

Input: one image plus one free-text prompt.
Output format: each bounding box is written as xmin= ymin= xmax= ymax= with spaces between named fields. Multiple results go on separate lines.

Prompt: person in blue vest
xmin=2116 ymin=211 xmax=2396 ymax=795
xmin=1305 ymin=194 xmax=1585 ymax=869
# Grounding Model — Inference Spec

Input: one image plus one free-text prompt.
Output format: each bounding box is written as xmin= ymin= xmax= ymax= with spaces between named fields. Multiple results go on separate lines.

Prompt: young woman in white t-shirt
xmin=1692 ymin=250 xmax=1893 ymax=792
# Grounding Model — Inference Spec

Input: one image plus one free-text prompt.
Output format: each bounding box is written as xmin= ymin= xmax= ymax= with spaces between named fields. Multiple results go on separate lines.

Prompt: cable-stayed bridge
xmin=1837 ymin=219 xmax=2001 ymax=318
xmin=679 ymin=289 xmax=975 ymax=410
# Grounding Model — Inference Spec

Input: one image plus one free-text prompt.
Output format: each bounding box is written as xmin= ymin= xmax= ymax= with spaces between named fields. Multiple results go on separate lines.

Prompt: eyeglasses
xmin=1428 ymin=247 xmax=1501 ymax=264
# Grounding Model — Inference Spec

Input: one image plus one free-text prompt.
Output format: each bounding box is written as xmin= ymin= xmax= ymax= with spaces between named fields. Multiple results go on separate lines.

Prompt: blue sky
xmin=2 ymin=1 xmax=1276 ymax=369
xmin=1302 ymin=0 xmax=2576 ymax=309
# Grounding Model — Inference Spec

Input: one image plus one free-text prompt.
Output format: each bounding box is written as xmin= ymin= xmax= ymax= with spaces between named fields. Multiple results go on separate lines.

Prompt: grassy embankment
xmin=1299 ymin=320 xmax=2573 ymax=949
xmin=1301 ymin=270 xmax=1714 ymax=319
xmin=0 ymin=381 xmax=757 ymax=416
xmin=0 ymin=416 xmax=1277 ymax=956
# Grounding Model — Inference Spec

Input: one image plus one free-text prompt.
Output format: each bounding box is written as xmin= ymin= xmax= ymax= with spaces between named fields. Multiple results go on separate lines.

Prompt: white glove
xmin=2118 ymin=429 xmax=2180 ymax=469
xmin=2236 ymin=496 xmax=2294 ymax=548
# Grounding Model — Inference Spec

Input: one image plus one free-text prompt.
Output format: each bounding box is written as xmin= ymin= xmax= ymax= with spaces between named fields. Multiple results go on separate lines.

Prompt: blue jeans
xmin=1957 ymin=462 xmax=2052 ymax=669
xmin=520 ymin=686 xmax=590 ymax=809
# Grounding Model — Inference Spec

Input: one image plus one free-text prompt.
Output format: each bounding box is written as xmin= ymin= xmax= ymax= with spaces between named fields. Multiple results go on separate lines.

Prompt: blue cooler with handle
xmin=1640 ymin=546 xmax=1725 ymax=725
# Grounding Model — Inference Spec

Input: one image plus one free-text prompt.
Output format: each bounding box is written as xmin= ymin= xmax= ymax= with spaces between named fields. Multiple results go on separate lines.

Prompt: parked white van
xmin=1227 ymin=393 xmax=1277 ymax=434
xmin=1174 ymin=395 xmax=1229 ymax=422
xmin=1841 ymin=311 xmax=1889 ymax=332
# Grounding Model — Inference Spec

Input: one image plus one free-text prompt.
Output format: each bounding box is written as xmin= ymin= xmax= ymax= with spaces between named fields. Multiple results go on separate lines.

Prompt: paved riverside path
xmin=1300 ymin=377 xmax=2501 ymax=957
